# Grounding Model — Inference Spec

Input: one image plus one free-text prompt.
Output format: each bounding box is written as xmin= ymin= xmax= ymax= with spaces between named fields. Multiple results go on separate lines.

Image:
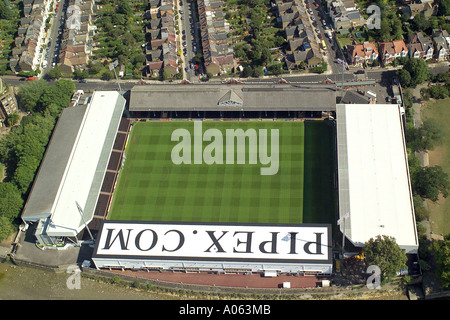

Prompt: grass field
xmin=422 ymin=98 xmax=450 ymax=236
xmin=108 ymin=120 xmax=337 ymax=225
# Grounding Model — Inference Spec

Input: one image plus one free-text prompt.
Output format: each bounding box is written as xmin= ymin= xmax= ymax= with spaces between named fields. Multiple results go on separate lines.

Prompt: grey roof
xmin=129 ymin=83 xmax=337 ymax=111
xmin=21 ymin=105 xmax=88 ymax=222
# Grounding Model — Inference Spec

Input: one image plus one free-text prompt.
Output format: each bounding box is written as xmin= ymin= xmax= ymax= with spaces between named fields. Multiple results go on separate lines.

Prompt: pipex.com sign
xmin=93 ymin=221 xmax=331 ymax=262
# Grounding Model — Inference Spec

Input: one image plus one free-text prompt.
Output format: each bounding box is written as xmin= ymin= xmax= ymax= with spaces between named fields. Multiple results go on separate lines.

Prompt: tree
xmin=397 ymin=69 xmax=412 ymax=87
xmin=412 ymin=166 xmax=449 ymax=201
xmin=430 ymin=238 xmax=450 ymax=289
xmin=364 ymin=235 xmax=408 ymax=284
xmin=0 ymin=216 xmax=14 ymax=242
xmin=7 ymin=112 xmax=20 ymax=127
xmin=406 ymin=118 xmax=444 ymax=151
xmin=400 ymin=58 xmax=431 ymax=87
xmin=101 ymin=70 xmax=114 ymax=81
xmin=241 ymin=66 xmax=253 ymax=78
xmin=17 ymin=80 xmax=47 ymax=113
xmin=46 ymin=66 xmax=62 ymax=80
xmin=0 ymin=0 xmax=12 ymax=20
xmin=0 ymin=182 xmax=24 ymax=221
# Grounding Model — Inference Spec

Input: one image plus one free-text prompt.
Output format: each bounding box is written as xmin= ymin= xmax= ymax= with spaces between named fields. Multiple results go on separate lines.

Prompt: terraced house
xmin=197 ymin=0 xmax=235 ymax=76
xmin=145 ymin=0 xmax=179 ymax=78
xmin=274 ymin=0 xmax=322 ymax=70
xmin=9 ymin=0 xmax=52 ymax=72
xmin=58 ymin=0 xmax=96 ymax=76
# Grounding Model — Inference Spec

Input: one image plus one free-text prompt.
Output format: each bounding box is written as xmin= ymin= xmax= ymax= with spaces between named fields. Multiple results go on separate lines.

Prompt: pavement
xmin=2 ymin=226 xmax=92 ymax=269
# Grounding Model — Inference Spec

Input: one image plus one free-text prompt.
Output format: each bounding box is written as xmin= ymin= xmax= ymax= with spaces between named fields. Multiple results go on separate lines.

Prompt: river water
xmin=0 ymin=261 xmax=176 ymax=300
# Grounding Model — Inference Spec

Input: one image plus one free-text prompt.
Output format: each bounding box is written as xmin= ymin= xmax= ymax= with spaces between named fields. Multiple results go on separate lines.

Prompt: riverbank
xmin=0 ymin=261 xmax=177 ymax=300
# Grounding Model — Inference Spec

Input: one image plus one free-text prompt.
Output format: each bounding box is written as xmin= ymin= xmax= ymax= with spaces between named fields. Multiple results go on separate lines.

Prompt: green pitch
xmin=108 ymin=120 xmax=336 ymax=225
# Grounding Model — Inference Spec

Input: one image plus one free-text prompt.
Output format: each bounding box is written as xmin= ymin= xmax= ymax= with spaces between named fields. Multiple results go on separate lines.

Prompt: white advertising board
xmin=93 ymin=221 xmax=332 ymax=264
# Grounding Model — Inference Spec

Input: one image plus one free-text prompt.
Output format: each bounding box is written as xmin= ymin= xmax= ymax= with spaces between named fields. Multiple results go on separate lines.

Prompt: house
xmin=0 ymin=79 xmax=18 ymax=127
xmin=432 ymin=29 xmax=450 ymax=61
xmin=145 ymin=0 xmax=180 ymax=78
xmin=327 ymin=0 xmax=365 ymax=31
xmin=197 ymin=0 xmax=235 ymax=76
xmin=285 ymin=47 xmax=323 ymax=70
xmin=378 ymin=39 xmax=408 ymax=65
xmin=346 ymin=41 xmax=378 ymax=66
xmin=407 ymin=32 xmax=434 ymax=60
xmin=402 ymin=2 xmax=437 ymax=19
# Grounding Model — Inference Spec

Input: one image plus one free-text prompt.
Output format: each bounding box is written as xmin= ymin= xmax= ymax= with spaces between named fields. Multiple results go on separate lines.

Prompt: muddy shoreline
xmin=0 ymin=261 xmax=177 ymax=300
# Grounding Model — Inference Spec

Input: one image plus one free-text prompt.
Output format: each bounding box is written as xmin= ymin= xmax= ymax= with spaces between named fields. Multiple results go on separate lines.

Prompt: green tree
xmin=7 ymin=112 xmax=20 ymax=127
xmin=401 ymin=58 xmax=431 ymax=87
xmin=364 ymin=235 xmax=408 ymax=284
xmin=397 ymin=69 xmax=412 ymax=87
xmin=46 ymin=66 xmax=62 ymax=80
xmin=0 ymin=216 xmax=14 ymax=242
xmin=412 ymin=166 xmax=449 ymax=201
xmin=101 ymin=70 xmax=114 ymax=81
xmin=0 ymin=182 xmax=24 ymax=221
xmin=17 ymin=80 xmax=47 ymax=112
xmin=430 ymin=238 xmax=450 ymax=289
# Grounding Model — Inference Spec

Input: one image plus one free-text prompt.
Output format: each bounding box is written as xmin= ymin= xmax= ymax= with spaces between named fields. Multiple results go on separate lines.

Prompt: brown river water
xmin=0 ymin=261 xmax=176 ymax=300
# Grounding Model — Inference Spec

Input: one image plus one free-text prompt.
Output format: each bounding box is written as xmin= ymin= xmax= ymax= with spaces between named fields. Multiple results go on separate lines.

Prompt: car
xmin=310 ymin=15 xmax=315 ymax=20
xmin=79 ymin=79 xmax=88 ymax=83
xmin=322 ymin=19 xmax=327 ymax=25
xmin=306 ymin=4 xmax=310 ymax=8
xmin=317 ymin=33 xmax=322 ymax=39
xmin=183 ymin=41 xmax=187 ymax=47
xmin=315 ymin=2 xmax=319 ymax=6
xmin=182 ymin=34 xmax=186 ymax=40
xmin=189 ymin=17 xmax=193 ymax=24
xmin=355 ymin=70 xmax=365 ymax=74
xmin=181 ymin=15 xmax=184 ymax=20
xmin=315 ymin=28 xmax=321 ymax=33
xmin=185 ymin=67 xmax=189 ymax=72
xmin=308 ymin=9 xmax=313 ymax=14
xmin=179 ymin=9 xmax=183 ymax=14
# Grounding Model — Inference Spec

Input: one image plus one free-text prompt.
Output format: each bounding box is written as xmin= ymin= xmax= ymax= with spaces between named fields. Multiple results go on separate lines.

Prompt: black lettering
xmin=233 ymin=231 xmax=254 ymax=253
xmin=162 ymin=229 xmax=185 ymax=252
xmin=288 ymin=232 xmax=298 ymax=254
xmin=259 ymin=232 xmax=279 ymax=254
xmin=304 ymin=232 xmax=324 ymax=255
xmin=204 ymin=231 xmax=228 ymax=253
xmin=102 ymin=228 xmax=132 ymax=250
xmin=135 ymin=229 xmax=158 ymax=251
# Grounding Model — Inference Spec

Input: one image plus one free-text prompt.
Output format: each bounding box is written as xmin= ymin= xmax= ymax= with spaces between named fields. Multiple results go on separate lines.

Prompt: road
xmin=180 ymin=0 xmax=203 ymax=82
xmin=41 ymin=0 xmax=67 ymax=78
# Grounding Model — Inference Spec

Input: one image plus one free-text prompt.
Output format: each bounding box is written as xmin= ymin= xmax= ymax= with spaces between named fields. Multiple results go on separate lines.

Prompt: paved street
xmin=41 ymin=0 xmax=67 ymax=78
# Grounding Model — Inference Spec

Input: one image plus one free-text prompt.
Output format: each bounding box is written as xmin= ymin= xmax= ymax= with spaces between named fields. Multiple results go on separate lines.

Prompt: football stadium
xmin=20 ymin=83 xmax=418 ymax=276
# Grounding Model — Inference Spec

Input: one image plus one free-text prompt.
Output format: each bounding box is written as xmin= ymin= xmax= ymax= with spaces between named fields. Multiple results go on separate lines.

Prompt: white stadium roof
xmin=336 ymin=104 xmax=418 ymax=253
xmin=22 ymin=91 xmax=126 ymax=238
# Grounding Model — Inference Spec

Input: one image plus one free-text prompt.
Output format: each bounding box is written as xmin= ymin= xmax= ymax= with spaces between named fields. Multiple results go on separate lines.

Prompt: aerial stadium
xmin=20 ymin=83 xmax=418 ymax=277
